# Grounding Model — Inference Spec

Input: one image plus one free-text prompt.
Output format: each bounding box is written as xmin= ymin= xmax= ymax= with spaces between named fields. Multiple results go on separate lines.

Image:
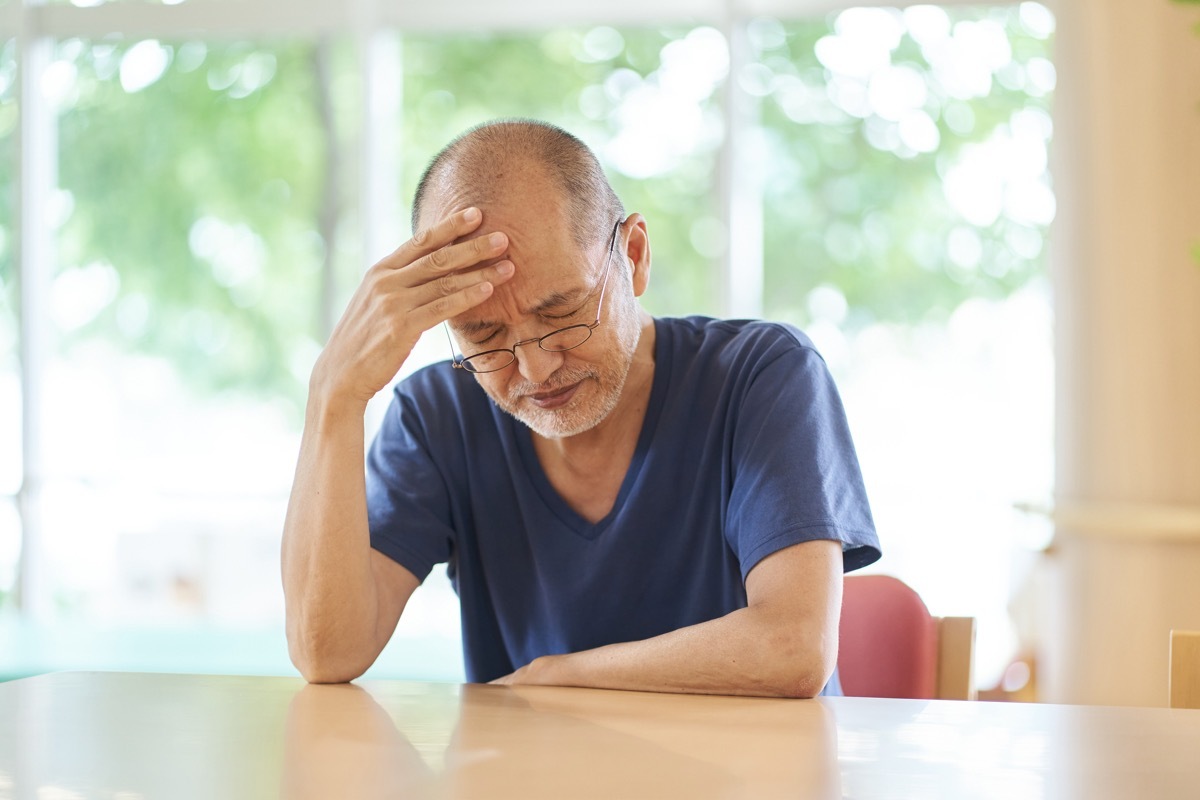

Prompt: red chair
xmin=838 ymin=574 xmax=976 ymax=700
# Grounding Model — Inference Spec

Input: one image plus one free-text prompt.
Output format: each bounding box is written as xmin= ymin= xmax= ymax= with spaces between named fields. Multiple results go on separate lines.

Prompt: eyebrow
xmin=453 ymin=287 xmax=587 ymax=338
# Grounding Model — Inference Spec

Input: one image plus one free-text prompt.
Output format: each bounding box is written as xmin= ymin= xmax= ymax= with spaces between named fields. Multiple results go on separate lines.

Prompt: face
xmin=435 ymin=194 xmax=642 ymax=439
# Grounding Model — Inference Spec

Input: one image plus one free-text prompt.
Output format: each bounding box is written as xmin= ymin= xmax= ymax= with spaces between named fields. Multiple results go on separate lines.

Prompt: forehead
xmin=446 ymin=214 xmax=603 ymax=333
xmin=450 ymin=253 xmax=595 ymax=334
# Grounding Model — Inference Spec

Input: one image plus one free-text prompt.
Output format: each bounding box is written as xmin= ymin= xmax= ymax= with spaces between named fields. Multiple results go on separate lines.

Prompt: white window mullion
xmin=14 ymin=14 xmax=55 ymax=622
xmin=28 ymin=0 xmax=348 ymax=40
xmin=381 ymin=0 xmax=724 ymax=34
xmin=354 ymin=2 xmax=405 ymax=438
xmin=360 ymin=31 xmax=402 ymax=266
xmin=718 ymin=10 xmax=763 ymax=319
xmin=16 ymin=0 xmax=1019 ymax=43
xmin=0 ymin=3 xmax=21 ymax=36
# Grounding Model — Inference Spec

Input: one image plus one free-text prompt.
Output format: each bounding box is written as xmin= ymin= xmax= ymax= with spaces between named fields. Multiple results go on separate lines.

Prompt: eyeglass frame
xmin=444 ymin=218 xmax=623 ymax=374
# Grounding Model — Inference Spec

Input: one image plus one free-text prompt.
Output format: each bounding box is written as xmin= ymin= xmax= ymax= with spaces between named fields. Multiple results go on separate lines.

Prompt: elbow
xmin=287 ymin=619 xmax=371 ymax=685
xmin=759 ymin=654 xmax=827 ymax=698
xmin=294 ymin=658 xmax=363 ymax=685
xmin=775 ymin=666 xmax=829 ymax=699
xmin=761 ymin=627 xmax=836 ymax=699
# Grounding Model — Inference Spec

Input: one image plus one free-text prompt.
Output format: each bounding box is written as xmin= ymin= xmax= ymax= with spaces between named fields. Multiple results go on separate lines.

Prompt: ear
xmin=621 ymin=213 xmax=651 ymax=298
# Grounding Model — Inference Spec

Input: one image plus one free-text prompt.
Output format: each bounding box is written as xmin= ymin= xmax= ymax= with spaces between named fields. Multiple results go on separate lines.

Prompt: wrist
xmin=307 ymin=359 xmax=370 ymax=425
xmin=305 ymin=381 xmax=368 ymax=435
xmin=529 ymin=653 xmax=571 ymax=686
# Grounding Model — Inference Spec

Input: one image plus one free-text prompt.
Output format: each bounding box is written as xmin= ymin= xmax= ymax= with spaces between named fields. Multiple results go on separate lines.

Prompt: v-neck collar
xmin=511 ymin=319 xmax=671 ymax=539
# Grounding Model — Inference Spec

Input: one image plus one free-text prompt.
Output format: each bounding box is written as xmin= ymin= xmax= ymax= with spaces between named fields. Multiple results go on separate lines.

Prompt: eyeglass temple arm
xmin=444 ymin=321 xmax=463 ymax=367
xmin=594 ymin=219 xmax=622 ymax=318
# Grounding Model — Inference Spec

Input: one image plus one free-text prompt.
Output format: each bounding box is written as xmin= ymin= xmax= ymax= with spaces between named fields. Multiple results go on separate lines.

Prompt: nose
xmin=514 ymin=343 xmax=565 ymax=386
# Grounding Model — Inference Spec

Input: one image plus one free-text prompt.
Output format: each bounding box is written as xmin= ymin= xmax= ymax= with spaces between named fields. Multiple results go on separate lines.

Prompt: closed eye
xmin=471 ymin=330 xmax=501 ymax=346
xmin=541 ymin=304 xmax=587 ymax=321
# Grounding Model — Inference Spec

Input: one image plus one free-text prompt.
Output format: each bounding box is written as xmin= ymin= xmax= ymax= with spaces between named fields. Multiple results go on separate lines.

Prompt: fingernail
xmin=488 ymin=232 xmax=506 ymax=247
xmin=497 ymin=261 xmax=514 ymax=275
xmin=464 ymin=207 xmax=480 ymax=222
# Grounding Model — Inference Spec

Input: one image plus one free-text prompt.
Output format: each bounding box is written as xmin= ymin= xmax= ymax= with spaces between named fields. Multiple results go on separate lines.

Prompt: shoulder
xmin=396 ymin=359 xmax=484 ymax=402
xmin=658 ymin=315 xmax=826 ymax=377
xmin=384 ymin=359 xmax=493 ymax=438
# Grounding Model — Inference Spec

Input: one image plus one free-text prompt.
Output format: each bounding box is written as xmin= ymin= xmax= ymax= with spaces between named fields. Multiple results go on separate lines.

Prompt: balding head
xmin=412 ymin=119 xmax=625 ymax=248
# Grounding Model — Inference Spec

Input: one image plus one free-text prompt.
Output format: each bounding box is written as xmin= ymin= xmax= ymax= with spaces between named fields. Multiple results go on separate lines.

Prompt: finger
xmin=406 ymin=278 xmax=500 ymax=333
xmin=405 ymin=259 xmax=514 ymax=309
xmin=380 ymin=206 xmax=484 ymax=269
xmin=401 ymin=230 xmax=509 ymax=286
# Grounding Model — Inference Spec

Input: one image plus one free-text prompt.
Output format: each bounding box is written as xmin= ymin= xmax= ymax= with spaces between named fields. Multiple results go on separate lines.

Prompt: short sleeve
xmin=365 ymin=390 xmax=456 ymax=582
xmin=725 ymin=335 xmax=881 ymax=578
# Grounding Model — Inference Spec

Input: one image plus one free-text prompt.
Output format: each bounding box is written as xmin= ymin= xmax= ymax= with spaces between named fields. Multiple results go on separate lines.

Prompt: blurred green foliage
xmin=54 ymin=39 xmax=330 ymax=404
xmin=759 ymin=7 xmax=1053 ymax=329
xmin=0 ymin=11 xmax=1052 ymax=404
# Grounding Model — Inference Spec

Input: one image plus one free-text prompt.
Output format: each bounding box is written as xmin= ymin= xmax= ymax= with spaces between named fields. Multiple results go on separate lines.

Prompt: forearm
xmin=516 ymin=604 xmax=835 ymax=698
xmin=281 ymin=386 xmax=381 ymax=682
xmin=495 ymin=540 xmax=842 ymax=697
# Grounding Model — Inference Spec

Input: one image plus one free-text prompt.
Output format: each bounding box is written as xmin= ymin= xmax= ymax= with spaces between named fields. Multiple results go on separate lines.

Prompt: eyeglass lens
xmin=460 ymin=325 xmax=593 ymax=373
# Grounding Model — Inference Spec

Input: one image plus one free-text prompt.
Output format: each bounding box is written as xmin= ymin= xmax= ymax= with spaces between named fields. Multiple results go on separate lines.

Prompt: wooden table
xmin=1 ymin=672 xmax=1198 ymax=799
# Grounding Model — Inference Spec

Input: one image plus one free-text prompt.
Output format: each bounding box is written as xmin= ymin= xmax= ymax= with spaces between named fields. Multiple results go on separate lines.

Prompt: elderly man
xmin=282 ymin=119 xmax=880 ymax=697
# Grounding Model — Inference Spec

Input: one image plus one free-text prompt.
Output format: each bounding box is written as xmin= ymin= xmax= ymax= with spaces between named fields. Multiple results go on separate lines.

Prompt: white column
xmin=1044 ymin=0 xmax=1200 ymax=706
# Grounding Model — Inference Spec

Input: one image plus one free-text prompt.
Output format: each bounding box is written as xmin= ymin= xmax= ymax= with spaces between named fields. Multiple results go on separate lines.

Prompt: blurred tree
xmin=758 ymin=6 xmax=1054 ymax=330
xmin=54 ymin=39 xmax=332 ymax=406
xmin=38 ymin=11 xmax=1051 ymax=402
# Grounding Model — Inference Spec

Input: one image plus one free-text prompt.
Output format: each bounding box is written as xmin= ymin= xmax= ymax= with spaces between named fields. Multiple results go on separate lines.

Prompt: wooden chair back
xmin=1169 ymin=630 xmax=1200 ymax=709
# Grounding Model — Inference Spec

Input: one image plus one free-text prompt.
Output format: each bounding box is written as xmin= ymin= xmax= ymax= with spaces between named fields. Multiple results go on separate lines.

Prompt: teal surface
xmin=0 ymin=620 xmax=466 ymax=683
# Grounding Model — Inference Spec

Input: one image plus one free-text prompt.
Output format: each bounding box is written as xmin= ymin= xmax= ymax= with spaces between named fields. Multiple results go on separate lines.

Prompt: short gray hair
xmin=411 ymin=119 xmax=625 ymax=248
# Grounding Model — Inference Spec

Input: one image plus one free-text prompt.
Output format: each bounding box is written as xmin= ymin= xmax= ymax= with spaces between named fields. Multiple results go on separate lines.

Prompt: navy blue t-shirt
xmin=366 ymin=316 xmax=881 ymax=685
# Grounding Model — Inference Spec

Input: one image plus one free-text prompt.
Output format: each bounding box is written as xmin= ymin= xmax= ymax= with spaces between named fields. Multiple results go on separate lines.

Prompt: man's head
xmin=412 ymin=119 xmax=624 ymax=250
xmin=413 ymin=120 xmax=652 ymax=440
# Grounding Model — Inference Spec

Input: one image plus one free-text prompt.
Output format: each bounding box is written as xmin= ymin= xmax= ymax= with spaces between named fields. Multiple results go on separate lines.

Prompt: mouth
xmin=526 ymin=380 xmax=583 ymax=410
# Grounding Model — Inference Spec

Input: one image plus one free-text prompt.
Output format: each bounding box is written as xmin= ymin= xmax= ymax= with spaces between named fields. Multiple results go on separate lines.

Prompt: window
xmin=40 ymin=38 xmax=339 ymax=624
xmin=3 ymin=3 xmax=1055 ymax=690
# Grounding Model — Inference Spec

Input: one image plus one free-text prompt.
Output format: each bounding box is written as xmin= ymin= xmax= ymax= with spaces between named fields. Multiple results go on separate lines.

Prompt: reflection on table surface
xmin=284 ymin=679 xmax=838 ymax=800
xmin=1 ymin=672 xmax=1199 ymax=799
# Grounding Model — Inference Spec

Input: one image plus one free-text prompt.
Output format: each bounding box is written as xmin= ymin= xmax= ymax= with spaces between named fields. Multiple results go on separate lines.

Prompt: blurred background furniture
xmin=838 ymin=574 xmax=976 ymax=700
xmin=1169 ymin=630 xmax=1200 ymax=710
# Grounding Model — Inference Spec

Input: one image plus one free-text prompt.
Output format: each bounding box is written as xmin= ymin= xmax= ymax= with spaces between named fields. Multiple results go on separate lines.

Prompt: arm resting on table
xmin=494 ymin=539 xmax=843 ymax=698
xmin=281 ymin=392 xmax=419 ymax=684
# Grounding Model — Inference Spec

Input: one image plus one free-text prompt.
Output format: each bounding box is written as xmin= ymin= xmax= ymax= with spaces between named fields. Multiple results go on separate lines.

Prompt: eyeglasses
xmin=445 ymin=219 xmax=622 ymax=374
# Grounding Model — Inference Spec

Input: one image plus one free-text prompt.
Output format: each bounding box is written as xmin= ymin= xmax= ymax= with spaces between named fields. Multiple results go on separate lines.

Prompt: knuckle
xmin=436 ymin=274 xmax=459 ymax=297
xmin=410 ymin=227 xmax=431 ymax=249
xmin=427 ymin=247 xmax=451 ymax=271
